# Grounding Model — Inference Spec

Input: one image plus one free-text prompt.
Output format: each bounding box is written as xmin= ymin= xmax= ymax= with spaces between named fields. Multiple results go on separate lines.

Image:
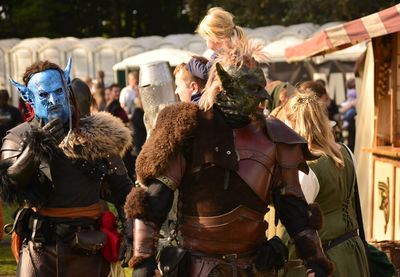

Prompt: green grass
xmin=1 ymin=203 xmax=16 ymax=241
xmin=0 ymin=243 xmax=16 ymax=276
xmin=1 ymin=204 xmax=17 ymax=276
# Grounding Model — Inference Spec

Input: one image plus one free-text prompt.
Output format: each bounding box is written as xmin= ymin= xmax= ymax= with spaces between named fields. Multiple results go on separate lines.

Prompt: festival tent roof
xmin=285 ymin=3 xmax=400 ymax=62
xmin=112 ymin=48 xmax=197 ymax=70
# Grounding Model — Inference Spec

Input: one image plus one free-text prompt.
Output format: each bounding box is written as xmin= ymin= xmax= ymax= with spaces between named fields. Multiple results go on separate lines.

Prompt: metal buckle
xmin=222 ymin=253 xmax=238 ymax=262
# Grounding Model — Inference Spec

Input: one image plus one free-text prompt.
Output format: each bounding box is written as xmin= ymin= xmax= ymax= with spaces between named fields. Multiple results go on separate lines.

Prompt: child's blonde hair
xmin=196 ymin=7 xmax=244 ymax=44
xmin=277 ymin=91 xmax=344 ymax=168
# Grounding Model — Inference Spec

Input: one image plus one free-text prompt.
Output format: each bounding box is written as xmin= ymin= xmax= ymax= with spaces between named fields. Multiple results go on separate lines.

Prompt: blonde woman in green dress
xmin=274 ymin=90 xmax=370 ymax=277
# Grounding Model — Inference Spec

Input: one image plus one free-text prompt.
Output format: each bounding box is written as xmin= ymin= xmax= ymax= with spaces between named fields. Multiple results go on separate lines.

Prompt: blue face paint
xmin=27 ymin=69 xmax=69 ymax=124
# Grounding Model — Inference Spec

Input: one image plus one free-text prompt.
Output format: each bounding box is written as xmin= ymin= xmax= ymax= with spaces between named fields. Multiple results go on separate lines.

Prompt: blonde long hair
xmin=196 ymin=7 xmax=245 ymax=45
xmin=277 ymin=91 xmax=344 ymax=167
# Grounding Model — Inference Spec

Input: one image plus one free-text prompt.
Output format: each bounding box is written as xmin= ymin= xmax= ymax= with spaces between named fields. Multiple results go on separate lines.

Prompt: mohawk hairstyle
xmin=215 ymin=38 xmax=269 ymax=69
xmin=199 ymin=38 xmax=269 ymax=111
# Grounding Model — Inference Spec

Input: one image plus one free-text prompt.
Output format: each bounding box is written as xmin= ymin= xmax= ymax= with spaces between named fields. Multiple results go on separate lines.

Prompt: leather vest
xmin=179 ymin=113 xmax=277 ymax=254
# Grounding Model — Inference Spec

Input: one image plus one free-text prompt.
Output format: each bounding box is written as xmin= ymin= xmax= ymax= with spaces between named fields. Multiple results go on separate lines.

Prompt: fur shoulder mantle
xmin=136 ymin=102 xmax=198 ymax=184
xmin=60 ymin=112 xmax=132 ymax=161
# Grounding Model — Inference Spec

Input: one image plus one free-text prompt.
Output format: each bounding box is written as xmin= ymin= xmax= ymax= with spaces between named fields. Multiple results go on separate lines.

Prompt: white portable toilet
xmin=122 ymin=36 xmax=163 ymax=59
xmin=263 ymin=36 xmax=305 ymax=62
xmin=155 ymin=34 xmax=194 ymax=49
xmin=249 ymin=25 xmax=286 ymax=45
xmin=0 ymin=38 xmax=21 ymax=94
xmin=67 ymin=37 xmax=105 ymax=81
xmin=94 ymin=37 xmax=135 ymax=85
xmin=276 ymin=22 xmax=318 ymax=40
xmin=182 ymin=34 xmax=206 ymax=55
xmin=38 ymin=37 xmax=79 ymax=68
xmin=9 ymin=37 xmax=50 ymax=106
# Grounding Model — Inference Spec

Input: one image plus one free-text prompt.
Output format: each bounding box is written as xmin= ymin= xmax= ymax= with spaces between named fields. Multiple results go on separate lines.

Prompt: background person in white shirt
xmin=119 ymin=71 xmax=138 ymax=119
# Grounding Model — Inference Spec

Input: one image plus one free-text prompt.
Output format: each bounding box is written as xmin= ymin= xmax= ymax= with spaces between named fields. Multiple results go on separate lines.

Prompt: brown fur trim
xmin=128 ymin=256 xmax=147 ymax=268
xmin=124 ymin=187 xmax=148 ymax=219
xmin=308 ymin=202 xmax=324 ymax=230
xmin=293 ymin=230 xmax=334 ymax=275
xmin=136 ymin=102 xmax=198 ymax=185
xmin=294 ymin=230 xmax=319 ymax=258
xmin=60 ymin=112 xmax=132 ymax=161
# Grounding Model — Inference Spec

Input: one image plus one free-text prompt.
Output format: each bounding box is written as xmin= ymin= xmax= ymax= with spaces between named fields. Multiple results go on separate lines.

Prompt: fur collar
xmin=60 ymin=112 xmax=132 ymax=161
xmin=136 ymin=102 xmax=198 ymax=185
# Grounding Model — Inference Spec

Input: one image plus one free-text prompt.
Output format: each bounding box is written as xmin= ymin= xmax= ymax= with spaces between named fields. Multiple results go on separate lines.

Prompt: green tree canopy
xmin=0 ymin=0 xmax=397 ymax=38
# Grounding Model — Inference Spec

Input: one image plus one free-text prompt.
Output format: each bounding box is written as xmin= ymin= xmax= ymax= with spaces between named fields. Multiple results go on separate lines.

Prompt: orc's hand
xmin=42 ymin=118 xmax=65 ymax=144
xmin=132 ymin=258 xmax=157 ymax=277
xmin=307 ymin=263 xmax=329 ymax=277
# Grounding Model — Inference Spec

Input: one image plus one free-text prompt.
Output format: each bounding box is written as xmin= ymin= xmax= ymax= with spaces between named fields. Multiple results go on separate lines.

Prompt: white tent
xmin=113 ymin=48 xmax=197 ymax=71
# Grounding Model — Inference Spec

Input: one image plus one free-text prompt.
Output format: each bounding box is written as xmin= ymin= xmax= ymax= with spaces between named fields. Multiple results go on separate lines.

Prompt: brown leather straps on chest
xmin=179 ymin=205 xmax=267 ymax=254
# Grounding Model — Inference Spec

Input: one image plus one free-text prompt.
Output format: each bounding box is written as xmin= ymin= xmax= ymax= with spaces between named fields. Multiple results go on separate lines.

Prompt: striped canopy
xmin=285 ymin=4 xmax=400 ymax=62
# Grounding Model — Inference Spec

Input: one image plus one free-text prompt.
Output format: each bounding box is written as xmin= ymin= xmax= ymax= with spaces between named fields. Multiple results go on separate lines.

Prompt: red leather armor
xmin=179 ymin=120 xmax=277 ymax=255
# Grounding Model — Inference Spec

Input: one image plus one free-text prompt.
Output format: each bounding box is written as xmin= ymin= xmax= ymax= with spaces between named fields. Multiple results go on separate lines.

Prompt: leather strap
xmin=322 ymin=229 xmax=358 ymax=251
xmin=37 ymin=202 xmax=102 ymax=219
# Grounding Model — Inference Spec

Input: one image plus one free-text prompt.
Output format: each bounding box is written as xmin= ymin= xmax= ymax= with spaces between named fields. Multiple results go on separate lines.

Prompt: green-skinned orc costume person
xmin=124 ymin=40 xmax=334 ymax=277
xmin=0 ymin=59 xmax=133 ymax=277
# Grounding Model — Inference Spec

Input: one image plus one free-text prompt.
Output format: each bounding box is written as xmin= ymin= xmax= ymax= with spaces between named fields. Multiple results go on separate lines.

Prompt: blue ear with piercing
xmin=64 ymin=57 xmax=72 ymax=86
xmin=10 ymin=78 xmax=33 ymax=104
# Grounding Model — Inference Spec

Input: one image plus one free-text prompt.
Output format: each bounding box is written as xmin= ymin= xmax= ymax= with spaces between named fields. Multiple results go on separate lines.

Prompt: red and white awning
xmin=285 ymin=4 xmax=400 ymax=62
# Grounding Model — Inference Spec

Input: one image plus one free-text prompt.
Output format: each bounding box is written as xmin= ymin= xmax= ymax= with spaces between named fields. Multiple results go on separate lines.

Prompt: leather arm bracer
xmin=129 ymin=219 xmax=160 ymax=268
xmin=1 ymin=137 xmax=39 ymax=188
xmin=293 ymin=229 xmax=334 ymax=275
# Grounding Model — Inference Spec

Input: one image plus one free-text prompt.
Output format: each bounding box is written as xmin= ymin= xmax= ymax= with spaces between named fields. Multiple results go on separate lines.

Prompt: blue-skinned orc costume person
xmin=1 ymin=59 xmax=134 ymax=277
xmin=124 ymin=40 xmax=334 ymax=277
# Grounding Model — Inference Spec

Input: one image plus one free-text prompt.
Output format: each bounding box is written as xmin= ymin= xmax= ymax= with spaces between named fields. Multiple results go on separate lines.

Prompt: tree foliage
xmin=185 ymin=0 xmax=399 ymax=27
xmin=0 ymin=0 xmax=397 ymax=38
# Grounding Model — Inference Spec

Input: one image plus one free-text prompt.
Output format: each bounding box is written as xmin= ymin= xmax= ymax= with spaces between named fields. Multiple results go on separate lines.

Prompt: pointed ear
xmin=64 ymin=57 xmax=72 ymax=85
xmin=215 ymin=63 xmax=231 ymax=90
xmin=10 ymin=78 xmax=32 ymax=103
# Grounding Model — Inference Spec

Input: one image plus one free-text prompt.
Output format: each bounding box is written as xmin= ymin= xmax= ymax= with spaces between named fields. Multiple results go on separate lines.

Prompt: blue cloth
xmin=187 ymin=52 xmax=218 ymax=81
xmin=191 ymin=93 xmax=201 ymax=104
